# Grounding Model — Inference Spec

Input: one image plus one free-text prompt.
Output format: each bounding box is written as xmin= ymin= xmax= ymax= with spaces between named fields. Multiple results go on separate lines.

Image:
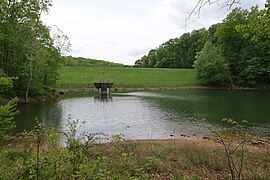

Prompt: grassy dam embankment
xmin=57 ymin=67 xmax=199 ymax=89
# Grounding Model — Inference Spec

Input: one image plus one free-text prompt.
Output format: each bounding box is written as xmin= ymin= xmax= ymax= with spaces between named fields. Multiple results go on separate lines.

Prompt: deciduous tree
xmin=194 ymin=41 xmax=230 ymax=86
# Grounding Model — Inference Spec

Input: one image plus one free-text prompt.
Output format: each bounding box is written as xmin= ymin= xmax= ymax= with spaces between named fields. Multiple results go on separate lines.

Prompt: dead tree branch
xmin=185 ymin=0 xmax=241 ymax=28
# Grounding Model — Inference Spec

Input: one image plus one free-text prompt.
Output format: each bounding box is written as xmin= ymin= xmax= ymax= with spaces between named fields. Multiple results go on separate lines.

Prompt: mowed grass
xmin=58 ymin=66 xmax=199 ymax=88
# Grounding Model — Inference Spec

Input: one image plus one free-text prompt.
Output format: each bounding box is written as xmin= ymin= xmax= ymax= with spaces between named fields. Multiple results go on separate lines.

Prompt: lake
xmin=15 ymin=90 xmax=270 ymax=140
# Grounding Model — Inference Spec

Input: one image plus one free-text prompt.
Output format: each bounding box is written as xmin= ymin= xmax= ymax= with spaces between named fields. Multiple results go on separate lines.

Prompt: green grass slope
xmin=58 ymin=67 xmax=199 ymax=88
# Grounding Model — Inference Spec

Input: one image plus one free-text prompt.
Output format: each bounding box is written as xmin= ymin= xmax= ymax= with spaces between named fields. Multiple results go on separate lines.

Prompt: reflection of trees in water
xmin=15 ymin=101 xmax=63 ymax=132
xmin=145 ymin=95 xmax=199 ymax=122
xmin=143 ymin=90 xmax=270 ymax=126
xmin=40 ymin=102 xmax=63 ymax=128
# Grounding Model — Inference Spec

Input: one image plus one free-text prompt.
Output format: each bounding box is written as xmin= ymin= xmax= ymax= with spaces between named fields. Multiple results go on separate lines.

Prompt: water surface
xmin=15 ymin=90 xmax=270 ymax=139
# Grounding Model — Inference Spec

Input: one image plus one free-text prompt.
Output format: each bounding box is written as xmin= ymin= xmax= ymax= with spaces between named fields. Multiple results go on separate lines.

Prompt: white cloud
xmin=42 ymin=0 xmax=266 ymax=65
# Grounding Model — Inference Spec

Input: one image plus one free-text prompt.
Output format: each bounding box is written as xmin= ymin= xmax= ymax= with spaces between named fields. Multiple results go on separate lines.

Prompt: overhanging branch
xmin=185 ymin=0 xmax=241 ymax=28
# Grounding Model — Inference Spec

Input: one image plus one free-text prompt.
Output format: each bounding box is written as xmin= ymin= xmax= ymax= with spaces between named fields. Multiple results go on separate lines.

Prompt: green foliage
xmin=194 ymin=41 xmax=230 ymax=86
xmin=0 ymin=68 xmax=19 ymax=141
xmin=241 ymin=57 xmax=265 ymax=86
xmin=135 ymin=29 xmax=208 ymax=68
xmin=0 ymin=76 xmax=15 ymax=96
xmin=62 ymin=116 xmax=110 ymax=178
xmin=0 ymin=69 xmax=18 ymax=96
xmin=24 ymin=120 xmax=63 ymax=178
xmin=63 ymin=116 xmax=104 ymax=149
xmin=62 ymin=56 xmax=124 ymax=67
xmin=235 ymin=6 xmax=270 ymax=86
xmin=0 ymin=0 xmax=63 ymax=101
xmin=62 ymin=118 xmax=89 ymax=177
xmin=215 ymin=6 xmax=270 ymax=87
xmin=0 ymin=76 xmax=13 ymax=90
xmin=0 ymin=98 xmax=19 ymax=140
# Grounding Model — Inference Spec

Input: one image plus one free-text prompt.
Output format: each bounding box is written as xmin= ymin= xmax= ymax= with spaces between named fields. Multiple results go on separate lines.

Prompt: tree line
xmin=62 ymin=56 xmax=124 ymax=67
xmin=135 ymin=3 xmax=270 ymax=87
xmin=135 ymin=28 xmax=209 ymax=69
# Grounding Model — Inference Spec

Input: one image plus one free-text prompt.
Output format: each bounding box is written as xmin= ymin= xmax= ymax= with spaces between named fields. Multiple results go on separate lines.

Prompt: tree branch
xmin=186 ymin=0 xmax=241 ymax=27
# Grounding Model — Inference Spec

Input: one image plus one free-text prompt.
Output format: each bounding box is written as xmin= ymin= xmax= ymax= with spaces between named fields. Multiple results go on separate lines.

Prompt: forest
xmin=0 ymin=0 xmax=65 ymax=103
xmin=135 ymin=5 xmax=270 ymax=87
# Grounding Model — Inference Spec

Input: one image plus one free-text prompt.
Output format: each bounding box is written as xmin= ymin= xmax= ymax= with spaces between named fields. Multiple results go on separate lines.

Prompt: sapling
xmin=209 ymin=118 xmax=252 ymax=180
xmin=20 ymin=119 xmax=50 ymax=179
xmin=0 ymin=98 xmax=19 ymax=141
xmin=62 ymin=115 xmax=107 ymax=177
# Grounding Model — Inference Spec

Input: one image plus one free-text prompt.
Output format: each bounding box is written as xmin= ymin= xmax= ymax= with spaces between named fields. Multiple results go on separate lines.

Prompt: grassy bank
xmin=57 ymin=67 xmax=199 ymax=89
xmin=0 ymin=138 xmax=269 ymax=179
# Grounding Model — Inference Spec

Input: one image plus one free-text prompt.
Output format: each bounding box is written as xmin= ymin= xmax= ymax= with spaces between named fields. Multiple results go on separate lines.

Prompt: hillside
xmin=57 ymin=67 xmax=198 ymax=89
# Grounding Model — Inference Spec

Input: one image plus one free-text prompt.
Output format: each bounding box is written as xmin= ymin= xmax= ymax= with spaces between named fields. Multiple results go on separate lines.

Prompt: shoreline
xmin=123 ymin=137 xmax=270 ymax=152
xmin=2 ymin=86 xmax=269 ymax=104
xmin=57 ymin=86 xmax=270 ymax=94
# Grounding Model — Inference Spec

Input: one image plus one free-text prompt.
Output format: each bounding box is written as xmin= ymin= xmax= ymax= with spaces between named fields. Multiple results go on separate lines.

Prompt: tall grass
xmin=1 ymin=137 xmax=269 ymax=179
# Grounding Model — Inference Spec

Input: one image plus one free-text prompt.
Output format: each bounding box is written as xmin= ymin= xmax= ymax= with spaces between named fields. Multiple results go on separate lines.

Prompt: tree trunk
xmin=229 ymin=75 xmax=236 ymax=89
xmin=25 ymin=53 xmax=33 ymax=103
xmin=25 ymin=1 xmax=44 ymax=103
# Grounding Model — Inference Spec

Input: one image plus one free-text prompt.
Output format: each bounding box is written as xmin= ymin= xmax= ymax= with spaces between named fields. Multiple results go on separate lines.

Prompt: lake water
xmin=15 ymin=90 xmax=270 ymax=140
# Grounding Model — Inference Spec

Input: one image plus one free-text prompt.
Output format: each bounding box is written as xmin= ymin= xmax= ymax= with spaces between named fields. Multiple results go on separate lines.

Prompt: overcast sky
xmin=42 ymin=0 xmax=266 ymax=65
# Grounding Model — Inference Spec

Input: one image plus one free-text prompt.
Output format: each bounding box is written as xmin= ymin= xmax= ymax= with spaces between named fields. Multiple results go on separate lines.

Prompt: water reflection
xmin=14 ymin=90 xmax=270 ymax=139
xmin=58 ymin=95 xmax=202 ymax=140
xmin=16 ymin=100 xmax=62 ymax=132
xmin=94 ymin=95 xmax=113 ymax=102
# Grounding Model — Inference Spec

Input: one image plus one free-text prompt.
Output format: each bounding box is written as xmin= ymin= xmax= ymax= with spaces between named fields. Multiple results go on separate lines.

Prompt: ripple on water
xmin=58 ymin=95 xmax=206 ymax=140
